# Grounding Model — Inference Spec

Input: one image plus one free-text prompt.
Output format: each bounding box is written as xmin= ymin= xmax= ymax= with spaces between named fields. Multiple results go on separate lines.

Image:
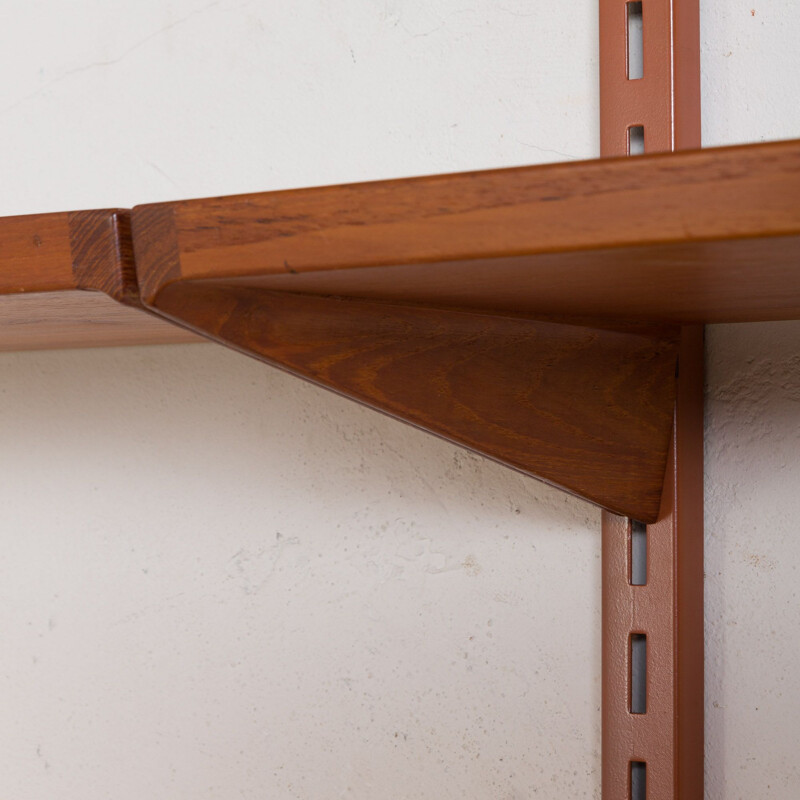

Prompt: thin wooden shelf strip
xmin=0 ymin=209 xmax=196 ymax=351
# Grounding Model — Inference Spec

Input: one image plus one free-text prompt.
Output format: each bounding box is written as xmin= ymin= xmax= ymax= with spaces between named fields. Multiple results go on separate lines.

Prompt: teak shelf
xmin=1 ymin=138 xmax=799 ymax=523
xmin=134 ymin=138 xmax=800 ymax=324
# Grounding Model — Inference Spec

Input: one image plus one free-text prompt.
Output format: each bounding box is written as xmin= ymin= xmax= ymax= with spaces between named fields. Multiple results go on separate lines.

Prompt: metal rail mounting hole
xmin=628 ymin=125 xmax=645 ymax=155
xmin=630 ymin=634 xmax=647 ymax=714
xmin=630 ymin=520 xmax=647 ymax=585
xmin=627 ymin=2 xmax=644 ymax=80
xmin=631 ymin=760 xmax=647 ymax=799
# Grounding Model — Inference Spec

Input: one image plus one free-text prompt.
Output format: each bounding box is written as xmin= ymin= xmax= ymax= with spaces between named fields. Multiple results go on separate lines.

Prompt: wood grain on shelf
xmin=0 ymin=209 xmax=199 ymax=350
xmin=134 ymin=139 xmax=800 ymax=324
xmin=0 ymin=291 xmax=198 ymax=352
xmin=149 ymin=282 xmax=679 ymax=521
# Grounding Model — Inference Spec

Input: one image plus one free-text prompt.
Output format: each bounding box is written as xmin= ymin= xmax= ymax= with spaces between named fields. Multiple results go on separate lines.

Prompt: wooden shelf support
xmin=135 ymin=278 xmax=680 ymax=521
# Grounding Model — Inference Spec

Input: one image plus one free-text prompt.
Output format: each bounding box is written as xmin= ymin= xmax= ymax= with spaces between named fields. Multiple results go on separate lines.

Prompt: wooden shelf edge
xmin=0 ymin=208 xmax=200 ymax=351
xmin=132 ymin=138 xmax=800 ymax=324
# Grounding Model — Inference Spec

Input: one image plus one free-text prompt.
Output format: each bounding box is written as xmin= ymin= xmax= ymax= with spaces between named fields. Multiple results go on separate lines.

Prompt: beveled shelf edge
xmin=0 ymin=209 xmax=200 ymax=350
xmin=0 ymin=208 xmax=132 ymax=297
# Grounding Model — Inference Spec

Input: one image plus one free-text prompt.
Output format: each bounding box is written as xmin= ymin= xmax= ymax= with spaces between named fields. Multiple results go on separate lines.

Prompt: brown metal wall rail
xmin=600 ymin=0 xmax=703 ymax=798
xmin=602 ymin=330 xmax=704 ymax=798
xmin=599 ymin=0 xmax=701 ymax=154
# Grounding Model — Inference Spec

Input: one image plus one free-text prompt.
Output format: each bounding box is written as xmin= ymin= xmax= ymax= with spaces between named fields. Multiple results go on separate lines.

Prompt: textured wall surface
xmin=0 ymin=1 xmax=798 ymax=798
xmin=705 ymin=322 xmax=800 ymax=798
xmin=0 ymin=0 xmax=599 ymax=216
xmin=0 ymin=345 xmax=600 ymax=798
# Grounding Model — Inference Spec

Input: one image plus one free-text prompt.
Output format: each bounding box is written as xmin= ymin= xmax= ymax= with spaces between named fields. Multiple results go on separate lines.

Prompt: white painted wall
xmin=705 ymin=322 xmax=800 ymax=798
xmin=0 ymin=2 xmax=797 ymax=797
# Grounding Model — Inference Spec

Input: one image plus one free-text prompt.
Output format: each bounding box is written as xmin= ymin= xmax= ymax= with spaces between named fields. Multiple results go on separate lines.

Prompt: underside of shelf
xmin=0 ymin=290 xmax=196 ymax=351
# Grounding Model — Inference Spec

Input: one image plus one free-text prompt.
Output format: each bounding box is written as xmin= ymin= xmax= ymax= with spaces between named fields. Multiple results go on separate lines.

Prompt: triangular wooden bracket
xmin=131 ymin=204 xmax=679 ymax=521
xmin=141 ymin=280 xmax=677 ymax=522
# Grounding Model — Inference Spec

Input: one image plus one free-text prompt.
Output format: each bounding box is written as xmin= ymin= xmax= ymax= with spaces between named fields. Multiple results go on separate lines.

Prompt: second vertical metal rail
xmin=599 ymin=1 xmax=703 ymax=797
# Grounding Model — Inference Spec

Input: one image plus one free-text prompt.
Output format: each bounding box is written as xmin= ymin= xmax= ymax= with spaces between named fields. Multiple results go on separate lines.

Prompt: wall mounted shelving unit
xmin=2 ymin=0 xmax=798 ymax=796
xmin=1 ymin=136 xmax=798 ymax=800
